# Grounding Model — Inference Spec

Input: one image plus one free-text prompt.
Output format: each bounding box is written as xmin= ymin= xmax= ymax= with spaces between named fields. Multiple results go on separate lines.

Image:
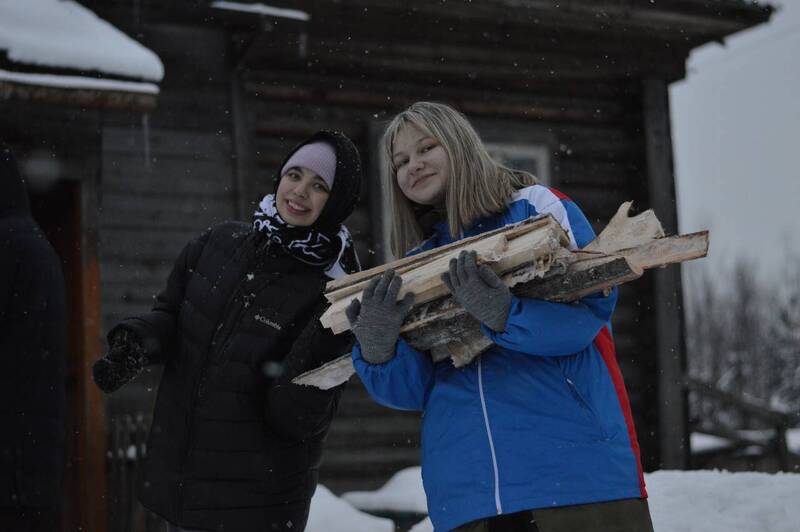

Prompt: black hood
xmin=0 ymin=145 xmax=30 ymax=218
xmin=272 ymin=130 xmax=362 ymax=231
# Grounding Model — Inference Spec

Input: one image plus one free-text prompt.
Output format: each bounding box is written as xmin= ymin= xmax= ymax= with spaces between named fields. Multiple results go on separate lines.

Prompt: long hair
xmin=381 ymin=101 xmax=538 ymax=256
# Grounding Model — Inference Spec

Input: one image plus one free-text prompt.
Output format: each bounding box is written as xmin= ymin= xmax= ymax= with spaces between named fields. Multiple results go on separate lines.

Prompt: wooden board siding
xmin=98 ymin=125 xmax=235 ymax=325
xmin=76 ymin=0 xmax=759 ymax=499
xmin=0 ymin=3 xmax=770 ymax=526
xmin=98 ymin=21 xmax=236 ymax=333
xmin=233 ymin=64 xmax=665 ymax=486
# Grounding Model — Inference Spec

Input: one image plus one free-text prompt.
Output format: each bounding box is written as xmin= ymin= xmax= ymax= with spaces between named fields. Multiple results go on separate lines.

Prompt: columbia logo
xmin=254 ymin=314 xmax=282 ymax=331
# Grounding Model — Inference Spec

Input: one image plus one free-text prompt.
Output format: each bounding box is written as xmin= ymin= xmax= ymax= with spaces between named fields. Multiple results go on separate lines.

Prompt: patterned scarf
xmin=252 ymin=194 xmax=359 ymax=279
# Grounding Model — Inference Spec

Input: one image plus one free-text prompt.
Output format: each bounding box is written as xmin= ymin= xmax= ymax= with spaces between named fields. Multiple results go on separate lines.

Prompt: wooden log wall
xmin=7 ymin=0 xmax=772 ymax=515
xmin=99 ymin=23 xmax=235 ymax=332
xmin=85 ymin=0 xmax=713 ymax=495
xmin=236 ymin=30 xmax=664 ymax=486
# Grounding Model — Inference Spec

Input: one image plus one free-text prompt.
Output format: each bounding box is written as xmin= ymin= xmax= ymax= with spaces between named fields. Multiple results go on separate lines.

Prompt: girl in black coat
xmin=0 ymin=146 xmax=66 ymax=532
xmin=93 ymin=131 xmax=362 ymax=532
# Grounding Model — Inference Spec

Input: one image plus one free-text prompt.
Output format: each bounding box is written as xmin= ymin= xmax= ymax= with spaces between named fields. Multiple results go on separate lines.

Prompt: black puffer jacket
xmin=0 ymin=146 xmax=66 ymax=509
xmin=112 ymin=131 xmax=361 ymax=531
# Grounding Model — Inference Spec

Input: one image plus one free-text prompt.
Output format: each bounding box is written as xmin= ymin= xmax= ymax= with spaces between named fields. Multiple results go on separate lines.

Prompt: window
xmin=484 ymin=142 xmax=550 ymax=185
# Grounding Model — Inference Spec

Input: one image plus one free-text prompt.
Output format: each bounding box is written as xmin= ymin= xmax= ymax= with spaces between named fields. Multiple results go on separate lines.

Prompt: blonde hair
xmin=382 ymin=101 xmax=538 ymax=256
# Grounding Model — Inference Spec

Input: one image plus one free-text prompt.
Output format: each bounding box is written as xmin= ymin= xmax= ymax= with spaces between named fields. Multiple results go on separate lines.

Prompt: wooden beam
xmin=0 ymin=80 xmax=157 ymax=112
xmin=643 ymin=77 xmax=689 ymax=470
xmin=77 ymin=160 xmax=108 ymax=532
xmin=685 ymin=377 xmax=796 ymax=428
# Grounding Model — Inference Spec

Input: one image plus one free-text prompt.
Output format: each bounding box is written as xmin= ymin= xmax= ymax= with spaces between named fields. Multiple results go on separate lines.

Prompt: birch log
xmin=294 ymin=202 xmax=709 ymax=389
xmin=319 ymin=215 xmax=569 ymax=335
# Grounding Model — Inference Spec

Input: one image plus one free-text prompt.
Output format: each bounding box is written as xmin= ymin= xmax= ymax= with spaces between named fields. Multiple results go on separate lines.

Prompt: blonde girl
xmin=346 ymin=102 xmax=653 ymax=532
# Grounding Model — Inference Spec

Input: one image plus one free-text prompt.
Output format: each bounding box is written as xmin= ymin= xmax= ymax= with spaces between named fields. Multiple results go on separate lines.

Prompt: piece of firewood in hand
xmin=293 ymin=203 xmax=708 ymax=389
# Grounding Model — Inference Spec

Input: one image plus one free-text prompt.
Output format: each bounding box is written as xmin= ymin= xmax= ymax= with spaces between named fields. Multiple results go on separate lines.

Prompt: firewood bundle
xmin=294 ymin=202 xmax=709 ymax=389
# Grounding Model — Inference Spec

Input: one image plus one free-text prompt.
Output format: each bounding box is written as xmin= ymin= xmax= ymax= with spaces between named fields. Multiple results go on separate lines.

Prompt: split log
xmin=320 ymin=215 xmax=569 ymax=335
xmin=294 ymin=202 xmax=709 ymax=389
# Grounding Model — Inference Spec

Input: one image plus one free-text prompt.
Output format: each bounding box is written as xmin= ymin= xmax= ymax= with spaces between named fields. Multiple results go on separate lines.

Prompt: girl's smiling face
xmin=276 ymin=167 xmax=330 ymax=226
xmin=392 ymin=124 xmax=449 ymax=206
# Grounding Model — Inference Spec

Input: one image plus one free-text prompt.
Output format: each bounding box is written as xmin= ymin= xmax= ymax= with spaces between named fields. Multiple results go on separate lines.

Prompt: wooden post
xmin=643 ymin=78 xmax=689 ymax=470
xmin=76 ymin=154 xmax=108 ymax=532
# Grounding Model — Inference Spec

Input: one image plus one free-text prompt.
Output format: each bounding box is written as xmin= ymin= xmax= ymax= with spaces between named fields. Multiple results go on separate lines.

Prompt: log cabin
xmin=0 ymin=1 xmax=773 ymax=529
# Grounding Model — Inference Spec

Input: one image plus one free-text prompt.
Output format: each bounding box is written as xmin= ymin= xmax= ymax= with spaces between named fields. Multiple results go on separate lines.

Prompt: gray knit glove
xmin=345 ymin=269 xmax=415 ymax=364
xmin=442 ymin=250 xmax=512 ymax=333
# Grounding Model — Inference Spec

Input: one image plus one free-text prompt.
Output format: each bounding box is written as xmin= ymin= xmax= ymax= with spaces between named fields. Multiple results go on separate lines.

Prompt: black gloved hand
xmin=442 ymin=250 xmax=512 ymax=333
xmin=345 ymin=269 xmax=415 ymax=364
xmin=92 ymin=329 xmax=147 ymax=394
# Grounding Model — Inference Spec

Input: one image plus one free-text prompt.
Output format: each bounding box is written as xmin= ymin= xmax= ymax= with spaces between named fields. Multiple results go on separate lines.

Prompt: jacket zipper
xmin=478 ymin=358 xmax=503 ymax=515
xmin=176 ymin=242 xmax=258 ymax=520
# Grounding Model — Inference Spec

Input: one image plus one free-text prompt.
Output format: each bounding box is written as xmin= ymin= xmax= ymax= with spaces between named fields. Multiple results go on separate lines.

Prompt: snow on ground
xmin=307 ymin=485 xmax=394 ymax=532
xmin=342 ymin=466 xmax=428 ymax=514
xmin=646 ymin=470 xmax=798 ymax=532
xmin=312 ymin=467 xmax=800 ymax=532
xmin=0 ymin=0 xmax=163 ymax=82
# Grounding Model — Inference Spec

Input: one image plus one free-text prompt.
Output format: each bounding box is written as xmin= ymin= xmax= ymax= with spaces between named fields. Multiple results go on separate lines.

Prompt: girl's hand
xmin=92 ymin=329 xmax=147 ymax=394
xmin=442 ymin=250 xmax=511 ymax=333
xmin=345 ymin=269 xmax=415 ymax=364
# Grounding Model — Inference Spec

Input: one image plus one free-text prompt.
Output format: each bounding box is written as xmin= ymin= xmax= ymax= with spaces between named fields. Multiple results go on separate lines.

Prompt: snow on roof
xmin=0 ymin=69 xmax=159 ymax=95
xmin=307 ymin=485 xmax=394 ymax=532
xmin=211 ymin=1 xmax=310 ymax=21
xmin=0 ymin=0 xmax=163 ymax=82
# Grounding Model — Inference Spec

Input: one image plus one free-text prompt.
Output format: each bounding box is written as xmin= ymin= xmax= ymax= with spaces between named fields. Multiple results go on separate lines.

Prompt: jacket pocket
xmin=564 ymin=377 xmax=609 ymax=441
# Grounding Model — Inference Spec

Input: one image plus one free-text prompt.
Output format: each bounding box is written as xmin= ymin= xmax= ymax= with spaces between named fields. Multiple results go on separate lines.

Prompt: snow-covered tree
xmin=685 ymin=257 xmax=799 ymax=430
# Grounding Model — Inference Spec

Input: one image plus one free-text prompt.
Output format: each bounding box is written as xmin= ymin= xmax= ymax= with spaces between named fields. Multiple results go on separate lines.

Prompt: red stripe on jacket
xmin=548 ymin=187 xmax=570 ymax=201
xmin=594 ymin=326 xmax=647 ymax=497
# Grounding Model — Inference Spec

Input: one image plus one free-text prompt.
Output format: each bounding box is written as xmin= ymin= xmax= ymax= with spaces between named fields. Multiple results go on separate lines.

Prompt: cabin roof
xmin=0 ymin=0 xmax=163 ymax=109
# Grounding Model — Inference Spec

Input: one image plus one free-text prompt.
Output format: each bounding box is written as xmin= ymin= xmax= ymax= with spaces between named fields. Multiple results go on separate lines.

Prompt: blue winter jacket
xmin=352 ymin=185 xmax=646 ymax=531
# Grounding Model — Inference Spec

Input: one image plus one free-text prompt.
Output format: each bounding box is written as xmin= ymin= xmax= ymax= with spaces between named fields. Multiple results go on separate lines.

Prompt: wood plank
xmin=78 ymin=165 xmax=108 ymax=532
xmin=99 ymin=192 xmax=234 ymax=231
xmin=103 ymin=127 xmax=233 ymax=159
xmin=558 ymin=159 xmax=633 ymax=188
xmin=319 ymin=447 xmax=420 ymax=469
xmin=0 ymin=81 xmax=157 ymax=112
xmin=99 ymin=228 xmax=197 ymax=263
xmin=685 ymin=377 xmax=796 ymax=428
xmin=103 ymin=168 xmax=236 ymax=198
